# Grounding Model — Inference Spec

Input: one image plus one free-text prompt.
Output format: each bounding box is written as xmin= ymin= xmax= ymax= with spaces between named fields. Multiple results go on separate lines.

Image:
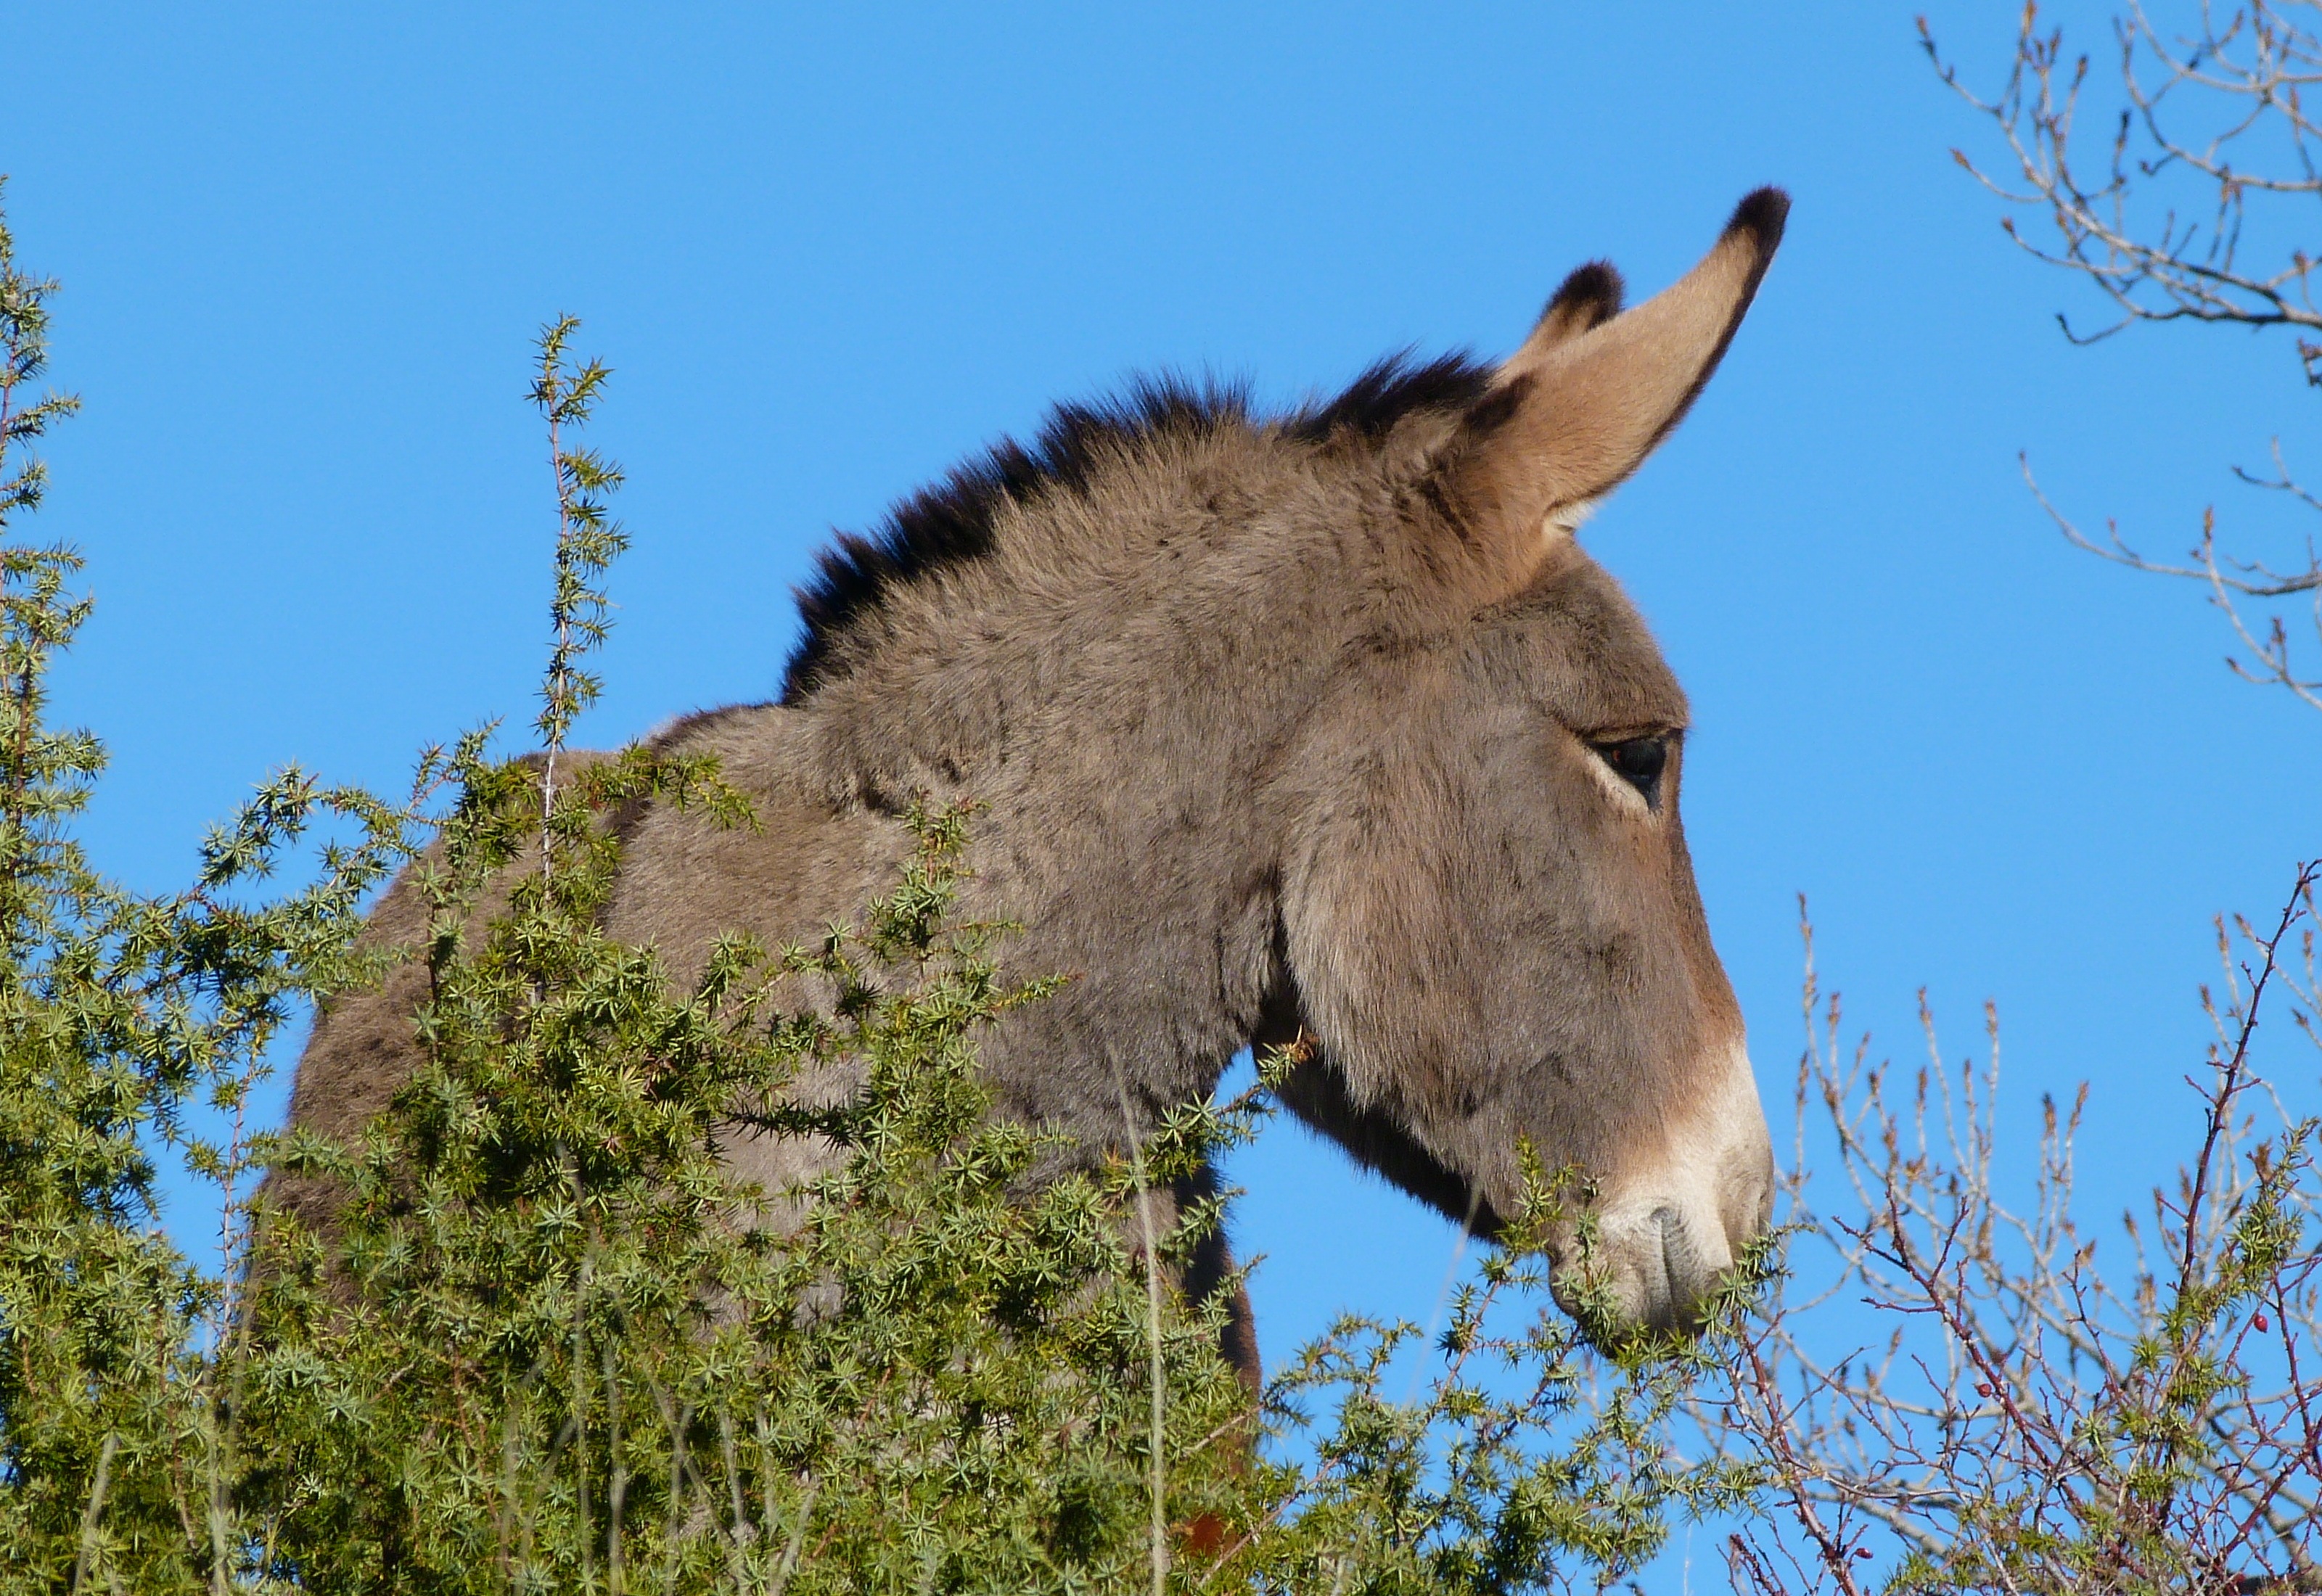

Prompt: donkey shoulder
xmin=604 ymin=702 xmax=900 ymax=987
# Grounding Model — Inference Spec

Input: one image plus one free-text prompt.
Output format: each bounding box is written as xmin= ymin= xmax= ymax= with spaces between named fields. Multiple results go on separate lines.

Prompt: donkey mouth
xmin=1549 ymin=1197 xmax=1744 ymax=1342
xmin=1645 ymin=1204 xmax=1711 ymax=1330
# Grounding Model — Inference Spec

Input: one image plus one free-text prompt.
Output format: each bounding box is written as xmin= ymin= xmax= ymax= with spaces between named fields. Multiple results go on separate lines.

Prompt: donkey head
xmin=1265 ymin=191 xmax=1786 ymax=1336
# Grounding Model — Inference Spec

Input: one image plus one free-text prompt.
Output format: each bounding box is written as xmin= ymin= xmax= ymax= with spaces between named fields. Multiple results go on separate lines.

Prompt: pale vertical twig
xmin=1112 ymin=1068 xmax=1170 ymax=1596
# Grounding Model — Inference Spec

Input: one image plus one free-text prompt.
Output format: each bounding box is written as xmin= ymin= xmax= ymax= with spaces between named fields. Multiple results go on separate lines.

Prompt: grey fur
xmin=282 ymin=192 xmax=1790 ymax=1374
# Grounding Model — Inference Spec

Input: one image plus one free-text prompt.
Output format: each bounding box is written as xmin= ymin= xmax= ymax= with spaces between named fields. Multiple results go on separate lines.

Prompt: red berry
xmin=1975 ymin=1382 xmax=1993 ymax=1397
xmin=2255 ymin=1313 xmax=2271 ymax=1333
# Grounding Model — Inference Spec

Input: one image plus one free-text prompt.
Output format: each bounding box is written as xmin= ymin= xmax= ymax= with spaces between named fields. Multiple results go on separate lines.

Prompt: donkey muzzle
xmin=1554 ymin=1042 xmax=1773 ymax=1337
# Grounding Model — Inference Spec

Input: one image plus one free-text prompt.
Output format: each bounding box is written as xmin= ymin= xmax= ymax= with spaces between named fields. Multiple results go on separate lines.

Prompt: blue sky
xmin=8 ymin=0 xmax=2318 ymax=1484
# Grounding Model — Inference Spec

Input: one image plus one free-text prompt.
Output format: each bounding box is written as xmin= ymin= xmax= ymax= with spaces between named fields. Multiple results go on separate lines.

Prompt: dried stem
xmin=1929 ymin=4 xmax=2322 ymax=715
xmin=1712 ymin=863 xmax=2322 ymax=1589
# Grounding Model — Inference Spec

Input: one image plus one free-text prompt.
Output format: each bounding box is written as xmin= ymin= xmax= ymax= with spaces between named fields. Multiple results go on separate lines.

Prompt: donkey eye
xmin=1591 ymin=736 xmax=1668 ymax=805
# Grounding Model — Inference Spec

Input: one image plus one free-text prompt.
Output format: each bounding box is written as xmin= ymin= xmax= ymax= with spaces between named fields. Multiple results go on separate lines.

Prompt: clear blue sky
xmin=9 ymin=0 xmax=2318 ymax=1474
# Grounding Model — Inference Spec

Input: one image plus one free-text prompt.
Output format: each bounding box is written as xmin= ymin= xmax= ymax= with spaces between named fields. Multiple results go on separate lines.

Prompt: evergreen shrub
xmin=0 ymin=188 xmax=1749 ymax=1595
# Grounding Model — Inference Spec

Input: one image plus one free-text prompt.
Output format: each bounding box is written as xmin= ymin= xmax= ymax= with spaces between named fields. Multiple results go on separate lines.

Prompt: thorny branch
xmin=1707 ymin=863 xmax=2322 ymax=1591
xmin=1923 ymin=2 xmax=2322 ymax=341
xmin=1926 ymin=3 xmax=2322 ymax=715
xmin=2028 ymin=460 xmax=2322 ymax=712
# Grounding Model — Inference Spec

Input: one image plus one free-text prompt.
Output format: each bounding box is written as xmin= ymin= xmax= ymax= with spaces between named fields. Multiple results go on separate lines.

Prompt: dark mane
xmin=1280 ymin=348 xmax=1494 ymax=444
xmin=779 ymin=350 xmax=1494 ymax=702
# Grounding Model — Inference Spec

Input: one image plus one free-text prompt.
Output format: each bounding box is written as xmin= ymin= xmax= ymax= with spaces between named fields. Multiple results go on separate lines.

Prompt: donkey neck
xmin=787 ymin=429 xmax=1371 ymax=1153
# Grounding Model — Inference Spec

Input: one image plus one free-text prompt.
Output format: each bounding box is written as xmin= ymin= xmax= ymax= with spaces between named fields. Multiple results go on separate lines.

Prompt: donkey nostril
xmin=1649 ymin=1205 xmax=1690 ymax=1325
xmin=1654 ymin=1204 xmax=1733 ymax=1330
xmin=1655 ymin=1203 xmax=1695 ymax=1251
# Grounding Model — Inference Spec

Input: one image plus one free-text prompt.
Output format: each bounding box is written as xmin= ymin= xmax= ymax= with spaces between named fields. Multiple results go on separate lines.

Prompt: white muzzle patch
xmin=1567 ymin=1039 xmax=1773 ymax=1332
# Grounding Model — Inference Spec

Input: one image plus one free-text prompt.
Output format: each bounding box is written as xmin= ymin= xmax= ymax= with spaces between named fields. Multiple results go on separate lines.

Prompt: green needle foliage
xmin=0 ymin=177 xmax=424 ymax=1591
xmin=1240 ymin=1196 xmax=1767 ymax=1595
xmin=529 ymin=314 xmax=625 ymax=790
xmin=244 ymin=754 xmax=1265 ymax=1593
xmin=0 ymin=191 xmax=1750 ymax=1594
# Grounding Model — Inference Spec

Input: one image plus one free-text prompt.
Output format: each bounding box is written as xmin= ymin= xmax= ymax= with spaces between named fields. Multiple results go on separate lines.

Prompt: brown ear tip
xmin=1542 ymin=260 xmax=1625 ymax=329
xmin=1728 ymin=187 xmax=1791 ymax=252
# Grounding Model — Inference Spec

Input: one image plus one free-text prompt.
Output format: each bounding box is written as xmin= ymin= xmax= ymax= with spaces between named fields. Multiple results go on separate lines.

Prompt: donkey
xmin=283 ymin=190 xmax=1788 ymax=1377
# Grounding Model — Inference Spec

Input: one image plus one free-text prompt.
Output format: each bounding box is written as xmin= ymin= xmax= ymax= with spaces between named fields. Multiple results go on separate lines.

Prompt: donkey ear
xmin=1519 ymin=259 xmax=1625 ymax=355
xmin=1437 ymin=188 xmax=1786 ymax=587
